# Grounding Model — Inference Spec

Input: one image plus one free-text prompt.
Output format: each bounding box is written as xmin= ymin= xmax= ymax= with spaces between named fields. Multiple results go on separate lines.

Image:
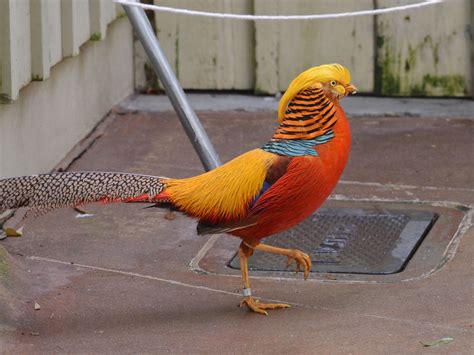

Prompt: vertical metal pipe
xmin=122 ymin=2 xmax=221 ymax=171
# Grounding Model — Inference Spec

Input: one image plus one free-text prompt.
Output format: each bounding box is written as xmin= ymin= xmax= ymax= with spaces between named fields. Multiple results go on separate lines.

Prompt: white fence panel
xmin=30 ymin=0 xmax=50 ymax=80
xmin=46 ymin=0 xmax=62 ymax=67
xmin=1 ymin=0 xmax=122 ymax=101
xmin=105 ymin=0 xmax=118 ymax=24
xmin=0 ymin=0 xmax=32 ymax=100
xmin=90 ymin=0 xmax=117 ymax=40
xmin=116 ymin=3 xmax=125 ymax=16
xmin=61 ymin=0 xmax=91 ymax=57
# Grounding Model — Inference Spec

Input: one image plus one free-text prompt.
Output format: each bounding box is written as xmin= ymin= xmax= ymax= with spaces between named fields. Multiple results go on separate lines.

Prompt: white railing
xmin=0 ymin=0 xmax=124 ymax=101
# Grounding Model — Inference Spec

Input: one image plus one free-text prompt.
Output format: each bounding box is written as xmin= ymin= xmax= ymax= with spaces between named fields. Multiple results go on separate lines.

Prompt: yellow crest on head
xmin=278 ymin=64 xmax=351 ymax=121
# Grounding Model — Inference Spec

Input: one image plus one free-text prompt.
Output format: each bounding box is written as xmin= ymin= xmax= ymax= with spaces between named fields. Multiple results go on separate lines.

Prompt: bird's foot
xmin=239 ymin=296 xmax=290 ymax=315
xmin=286 ymin=249 xmax=312 ymax=279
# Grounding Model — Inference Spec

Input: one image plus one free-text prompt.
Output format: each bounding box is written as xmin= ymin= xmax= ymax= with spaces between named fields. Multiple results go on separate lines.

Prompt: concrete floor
xmin=0 ymin=96 xmax=473 ymax=353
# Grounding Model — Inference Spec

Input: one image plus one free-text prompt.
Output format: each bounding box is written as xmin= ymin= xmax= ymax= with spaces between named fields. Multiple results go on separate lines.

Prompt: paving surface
xmin=1 ymin=98 xmax=473 ymax=353
xmin=122 ymin=94 xmax=474 ymax=118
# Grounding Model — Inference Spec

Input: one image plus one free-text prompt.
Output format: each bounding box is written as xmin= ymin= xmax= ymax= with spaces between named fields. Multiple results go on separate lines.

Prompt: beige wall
xmin=254 ymin=0 xmax=374 ymax=94
xmin=138 ymin=0 xmax=473 ymax=96
xmin=154 ymin=0 xmax=255 ymax=91
xmin=0 ymin=18 xmax=133 ymax=179
xmin=376 ymin=0 xmax=472 ymax=96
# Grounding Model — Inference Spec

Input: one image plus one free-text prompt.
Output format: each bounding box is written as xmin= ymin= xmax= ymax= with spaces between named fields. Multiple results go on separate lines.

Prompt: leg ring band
xmin=243 ymin=288 xmax=252 ymax=297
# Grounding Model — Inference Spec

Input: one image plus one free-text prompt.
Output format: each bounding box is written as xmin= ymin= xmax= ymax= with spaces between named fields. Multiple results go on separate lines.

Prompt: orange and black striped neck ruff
xmin=273 ymin=87 xmax=337 ymax=140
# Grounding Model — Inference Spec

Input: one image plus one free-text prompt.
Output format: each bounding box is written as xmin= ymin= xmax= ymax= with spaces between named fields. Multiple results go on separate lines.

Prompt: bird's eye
xmin=330 ymin=80 xmax=337 ymax=87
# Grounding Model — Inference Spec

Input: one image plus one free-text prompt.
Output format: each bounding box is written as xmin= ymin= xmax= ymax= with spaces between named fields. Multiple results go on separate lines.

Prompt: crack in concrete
xmin=29 ymin=255 xmax=239 ymax=298
xmin=28 ymin=255 xmax=471 ymax=334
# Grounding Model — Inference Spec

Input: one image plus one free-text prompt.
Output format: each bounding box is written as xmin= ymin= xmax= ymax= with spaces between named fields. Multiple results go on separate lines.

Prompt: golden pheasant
xmin=0 ymin=64 xmax=356 ymax=315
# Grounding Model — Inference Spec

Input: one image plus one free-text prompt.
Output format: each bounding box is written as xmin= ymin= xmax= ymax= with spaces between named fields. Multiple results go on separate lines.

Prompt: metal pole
xmin=122 ymin=1 xmax=221 ymax=171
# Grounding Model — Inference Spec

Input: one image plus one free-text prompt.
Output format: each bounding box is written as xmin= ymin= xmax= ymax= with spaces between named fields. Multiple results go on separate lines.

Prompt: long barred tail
xmin=0 ymin=172 xmax=167 ymax=216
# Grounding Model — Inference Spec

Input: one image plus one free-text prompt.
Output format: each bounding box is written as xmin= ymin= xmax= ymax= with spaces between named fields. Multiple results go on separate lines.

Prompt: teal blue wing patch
xmin=262 ymin=130 xmax=334 ymax=157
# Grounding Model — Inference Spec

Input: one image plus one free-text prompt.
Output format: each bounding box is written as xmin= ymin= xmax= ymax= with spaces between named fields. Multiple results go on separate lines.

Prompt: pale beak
xmin=345 ymin=84 xmax=357 ymax=95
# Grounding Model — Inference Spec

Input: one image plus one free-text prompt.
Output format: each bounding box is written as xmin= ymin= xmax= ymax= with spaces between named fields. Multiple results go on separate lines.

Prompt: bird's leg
xmin=238 ymin=241 xmax=290 ymax=315
xmin=254 ymin=243 xmax=312 ymax=279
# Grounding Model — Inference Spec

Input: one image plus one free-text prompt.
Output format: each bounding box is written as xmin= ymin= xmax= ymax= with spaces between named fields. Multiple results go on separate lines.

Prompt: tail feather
xmin=0 ymin=172 xmax=166 ymax=215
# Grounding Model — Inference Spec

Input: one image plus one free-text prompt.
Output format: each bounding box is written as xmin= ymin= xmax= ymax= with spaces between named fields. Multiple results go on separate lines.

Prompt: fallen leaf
xmin=164 ymin=211 xmax=176 ymax=221
xmin=34 ymin=302 xmax=41 ymax=311
xmin=420 ymin=337 xmax=454 ymax=347
xmin=4 ymin=227 xmax=23 ymax=237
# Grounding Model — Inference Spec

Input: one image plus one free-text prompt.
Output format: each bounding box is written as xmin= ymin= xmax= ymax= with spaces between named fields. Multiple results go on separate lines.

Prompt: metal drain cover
xmin=229 ymin=208 xmax=437 ymax=274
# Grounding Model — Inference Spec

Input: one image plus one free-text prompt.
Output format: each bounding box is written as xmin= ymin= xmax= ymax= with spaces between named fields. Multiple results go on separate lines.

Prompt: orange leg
xmin=238 ymin=241 xmax=294 ymax=315
xmin=253 ymin=243 xmax=312 ymax=279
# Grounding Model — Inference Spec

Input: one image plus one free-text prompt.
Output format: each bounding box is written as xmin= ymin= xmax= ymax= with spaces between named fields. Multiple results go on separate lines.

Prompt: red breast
xmin=232 ymin=106 xmax=351 ymax=243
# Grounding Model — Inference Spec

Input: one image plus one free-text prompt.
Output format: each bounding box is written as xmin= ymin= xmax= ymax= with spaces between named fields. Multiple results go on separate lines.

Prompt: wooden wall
xmin=146 ymin=0 xmax=473 ymax=96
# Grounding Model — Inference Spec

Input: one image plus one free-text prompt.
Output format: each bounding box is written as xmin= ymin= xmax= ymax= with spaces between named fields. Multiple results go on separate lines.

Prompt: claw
xmin=240 ymin=296 xmax=290 ymax=315
xmin=286 ymin=249 xmax=311 ymax=280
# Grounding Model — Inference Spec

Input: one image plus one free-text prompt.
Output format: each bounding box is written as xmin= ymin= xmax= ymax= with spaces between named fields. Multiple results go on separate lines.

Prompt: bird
xmin=0 ymin=63 xmax=356 ymax=315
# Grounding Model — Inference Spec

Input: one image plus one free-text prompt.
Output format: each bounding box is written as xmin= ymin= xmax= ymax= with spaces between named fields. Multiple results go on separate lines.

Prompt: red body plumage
xmin=233 ymin=104 xmax=351 ymax=244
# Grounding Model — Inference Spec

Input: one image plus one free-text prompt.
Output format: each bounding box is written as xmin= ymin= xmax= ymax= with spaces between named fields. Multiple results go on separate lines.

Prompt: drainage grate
xmin=229 ymin=208 xmax=437 ymax=274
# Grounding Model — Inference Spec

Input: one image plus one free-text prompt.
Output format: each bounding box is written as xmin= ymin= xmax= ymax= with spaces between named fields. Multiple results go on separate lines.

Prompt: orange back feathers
xmin=165 ymin=149 xmax=277 ymax=223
